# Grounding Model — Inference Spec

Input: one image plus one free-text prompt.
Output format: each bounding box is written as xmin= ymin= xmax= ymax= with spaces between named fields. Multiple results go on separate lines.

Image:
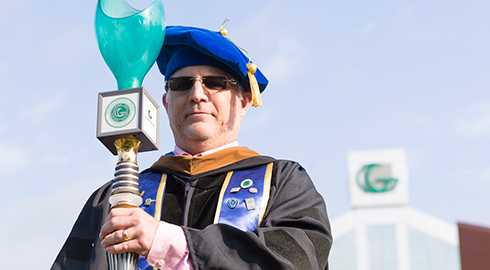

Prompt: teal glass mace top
xmin=95 ymin=0 xmax=166 ymax=90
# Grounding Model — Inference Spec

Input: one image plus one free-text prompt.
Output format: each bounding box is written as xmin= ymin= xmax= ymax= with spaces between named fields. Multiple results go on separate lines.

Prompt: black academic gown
xmin=51 ymin=147 xmax=332 ymax=270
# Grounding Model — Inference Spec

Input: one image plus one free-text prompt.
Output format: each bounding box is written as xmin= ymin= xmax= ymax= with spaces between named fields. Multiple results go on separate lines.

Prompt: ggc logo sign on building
xmin=356 ymin=164 xmax=398 ymax=193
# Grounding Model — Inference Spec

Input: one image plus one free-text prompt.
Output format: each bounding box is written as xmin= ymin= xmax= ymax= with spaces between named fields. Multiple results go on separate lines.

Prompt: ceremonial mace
xmin=94 ymin=0 xmax=165 ymax=269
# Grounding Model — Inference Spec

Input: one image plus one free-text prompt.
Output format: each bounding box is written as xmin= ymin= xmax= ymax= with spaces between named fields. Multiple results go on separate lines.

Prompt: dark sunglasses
xmin=165 ymin=76 xmax=237 ymax=91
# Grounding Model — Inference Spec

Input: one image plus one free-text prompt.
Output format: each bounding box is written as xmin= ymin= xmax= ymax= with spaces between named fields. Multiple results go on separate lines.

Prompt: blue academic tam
xmin=156 ymin=25 xmax=269 ymax=94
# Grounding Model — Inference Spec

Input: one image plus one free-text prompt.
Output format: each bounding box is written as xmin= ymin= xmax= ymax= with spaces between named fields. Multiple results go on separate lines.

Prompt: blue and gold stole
xmin=213 ymin=163 xmax=273 ymax=231
xmin=136 ymin=162 xmax=273 ymax=269
xmin=137 ymin=172 xmax=167 ymax=270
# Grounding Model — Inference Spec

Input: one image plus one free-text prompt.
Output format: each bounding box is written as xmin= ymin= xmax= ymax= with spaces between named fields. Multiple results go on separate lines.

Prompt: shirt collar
xmin=173 ymin=141 xmax=239 ymax=157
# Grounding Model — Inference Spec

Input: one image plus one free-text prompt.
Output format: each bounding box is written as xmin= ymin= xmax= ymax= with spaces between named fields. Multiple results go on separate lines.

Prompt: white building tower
xmin=329 ymin=148 xmax=460 ymax=270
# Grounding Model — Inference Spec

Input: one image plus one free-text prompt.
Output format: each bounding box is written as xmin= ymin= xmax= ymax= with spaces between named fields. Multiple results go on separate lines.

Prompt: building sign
xmin=348 ymin=148 xmax=408 ymax=208
xmin=356 ymin=164 xmax=398 ymax=193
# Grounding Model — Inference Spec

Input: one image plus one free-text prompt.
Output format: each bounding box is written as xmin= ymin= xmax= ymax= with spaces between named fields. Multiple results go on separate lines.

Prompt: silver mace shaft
xmin=108 ymin=138 xmax=142 ymax=270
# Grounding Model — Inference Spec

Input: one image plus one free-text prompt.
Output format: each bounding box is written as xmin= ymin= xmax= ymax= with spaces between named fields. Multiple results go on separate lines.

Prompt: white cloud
xmin=0 ymin=173 xmax=109 ymax=269
xmin=0 ymin=60 xmax=9 ymax=81
xmin=406 ymin=148 xmax=429 ymax=171
xmin=455 ymin=102 xmax=490 ymax=138
xmin=37 ymin=26 xmax=94 ymax=71
xmin=0 ymin=111 xmax=8 ymax=134
xmin=446 ymin=165 xmax=490 ymax=184
xmin=411 ymin=32 xmax=433 ymax=42
xmin=387 ymin=115 xmax=437 ymax=136
xmin=232 ymin=4 xmax=306 ymax=84
xmin=241 ymin=104 xmax=277 ymax=131
xmin=0 ymin=0 xmax=29 ymax=24
xmin=0 ymin=143 xmax=29 ymax=177
xmin=456 ymin=116 xmax=490 ymax=138
xmin=19 ymin=93 xmax=65 ymax=124
xmin=446 ymin=166 xmax=474 ymax=181
xmin=262 ymin=35 xmax=307 ymax=83
xmin=398 ymin=6 xmax=417 ymax=17
xmin=363 ymin=22 xmax=377 ymax=33
xmin=476 ymin=167 xmax=490 ymax=183
xmin=336 ymin=70 xmax=361 ymax=90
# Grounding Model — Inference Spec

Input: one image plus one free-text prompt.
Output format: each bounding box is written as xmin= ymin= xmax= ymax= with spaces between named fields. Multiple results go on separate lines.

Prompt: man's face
xmin=163 ymin=65 xmax=252 ymax=151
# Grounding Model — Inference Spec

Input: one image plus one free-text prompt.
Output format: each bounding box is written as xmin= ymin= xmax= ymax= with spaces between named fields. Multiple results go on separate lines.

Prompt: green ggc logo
xmin=105 ymin=97 xmax=136 ymax=128
xmin=356 ymin=164 xmax=398 ymax=193
xmin=111 ymin=103 xmax=129 ymax=122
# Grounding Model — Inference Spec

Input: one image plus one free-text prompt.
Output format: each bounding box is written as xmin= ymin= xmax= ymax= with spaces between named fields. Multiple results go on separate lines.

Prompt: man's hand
xmin=99 ymin=207 xmax=159 ymax=257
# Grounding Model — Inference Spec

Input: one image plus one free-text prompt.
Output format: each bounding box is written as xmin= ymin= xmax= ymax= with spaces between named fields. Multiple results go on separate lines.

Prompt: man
xmin=52 ymin=24 xmax=332 ymax=270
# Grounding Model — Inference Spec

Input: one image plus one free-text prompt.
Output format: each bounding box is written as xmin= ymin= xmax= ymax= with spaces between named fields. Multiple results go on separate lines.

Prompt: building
xmin=329 ymin=148 xmax=460 ymax=270
xmin=458 ymin=222 xmax=490 ymax=270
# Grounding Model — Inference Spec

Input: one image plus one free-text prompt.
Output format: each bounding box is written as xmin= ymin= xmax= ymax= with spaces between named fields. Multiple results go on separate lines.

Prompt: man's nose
xmin=189 ymin=78 xmax=209 ymax=103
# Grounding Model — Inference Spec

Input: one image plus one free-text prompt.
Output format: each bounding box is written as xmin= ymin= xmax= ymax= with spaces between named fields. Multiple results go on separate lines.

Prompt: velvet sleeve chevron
xmin=183 ymin=160 xmax=332 ymax=270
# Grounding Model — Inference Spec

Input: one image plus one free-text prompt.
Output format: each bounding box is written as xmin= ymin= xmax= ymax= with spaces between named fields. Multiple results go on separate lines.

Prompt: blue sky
xmin=1 ymin=0 xmax=489 ymax=268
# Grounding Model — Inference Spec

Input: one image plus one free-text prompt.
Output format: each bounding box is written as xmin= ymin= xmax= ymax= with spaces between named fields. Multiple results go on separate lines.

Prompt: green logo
xmin=356 ymin=164 xmax=398 ymax=193
xmin=105 ymin=97 xmax=136 ymax=128
xmin=111 ymin=103 xmax=129 ymax=122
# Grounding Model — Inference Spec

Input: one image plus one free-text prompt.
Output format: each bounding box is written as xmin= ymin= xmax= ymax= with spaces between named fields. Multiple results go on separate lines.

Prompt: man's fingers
xmin=101 ymin=208 xmax=132 ymax=237
xmin=99 ymin=208 xmax=158 ymax=257
xmin=102 ymin=229 xmax=147 ymax=255
xmin=101 ymin=229 xmax=135 ymax=249
xmin=104 ymin=208 xmax=135 ymax=222
xmin=105 ymin=239 xmax=139 ymax=254
xmin=99 ymin=215 xmax=134 ymax=240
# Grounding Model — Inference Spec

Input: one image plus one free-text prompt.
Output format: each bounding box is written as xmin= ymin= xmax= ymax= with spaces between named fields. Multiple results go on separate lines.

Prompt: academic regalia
xmin=51 ymin=147 xmax=332 ymax=270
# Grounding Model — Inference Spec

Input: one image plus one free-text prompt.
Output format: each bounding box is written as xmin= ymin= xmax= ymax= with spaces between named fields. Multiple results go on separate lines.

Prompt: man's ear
xmin=162 ymin=93 xmax=169 ymax=112
xmin=240 ymin=91 xmax=252 ymax=117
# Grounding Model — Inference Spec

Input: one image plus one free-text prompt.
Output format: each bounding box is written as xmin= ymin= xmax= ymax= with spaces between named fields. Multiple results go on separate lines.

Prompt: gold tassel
xmin=247 ymin=63 xmax=262 ymax=107
xmin=220 ymin=18 xmax=263 ymax=107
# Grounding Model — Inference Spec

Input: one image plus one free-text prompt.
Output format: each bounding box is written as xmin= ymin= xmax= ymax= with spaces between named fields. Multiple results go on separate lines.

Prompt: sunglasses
xmin=165 ymin=76 xmax=238 ymax=91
